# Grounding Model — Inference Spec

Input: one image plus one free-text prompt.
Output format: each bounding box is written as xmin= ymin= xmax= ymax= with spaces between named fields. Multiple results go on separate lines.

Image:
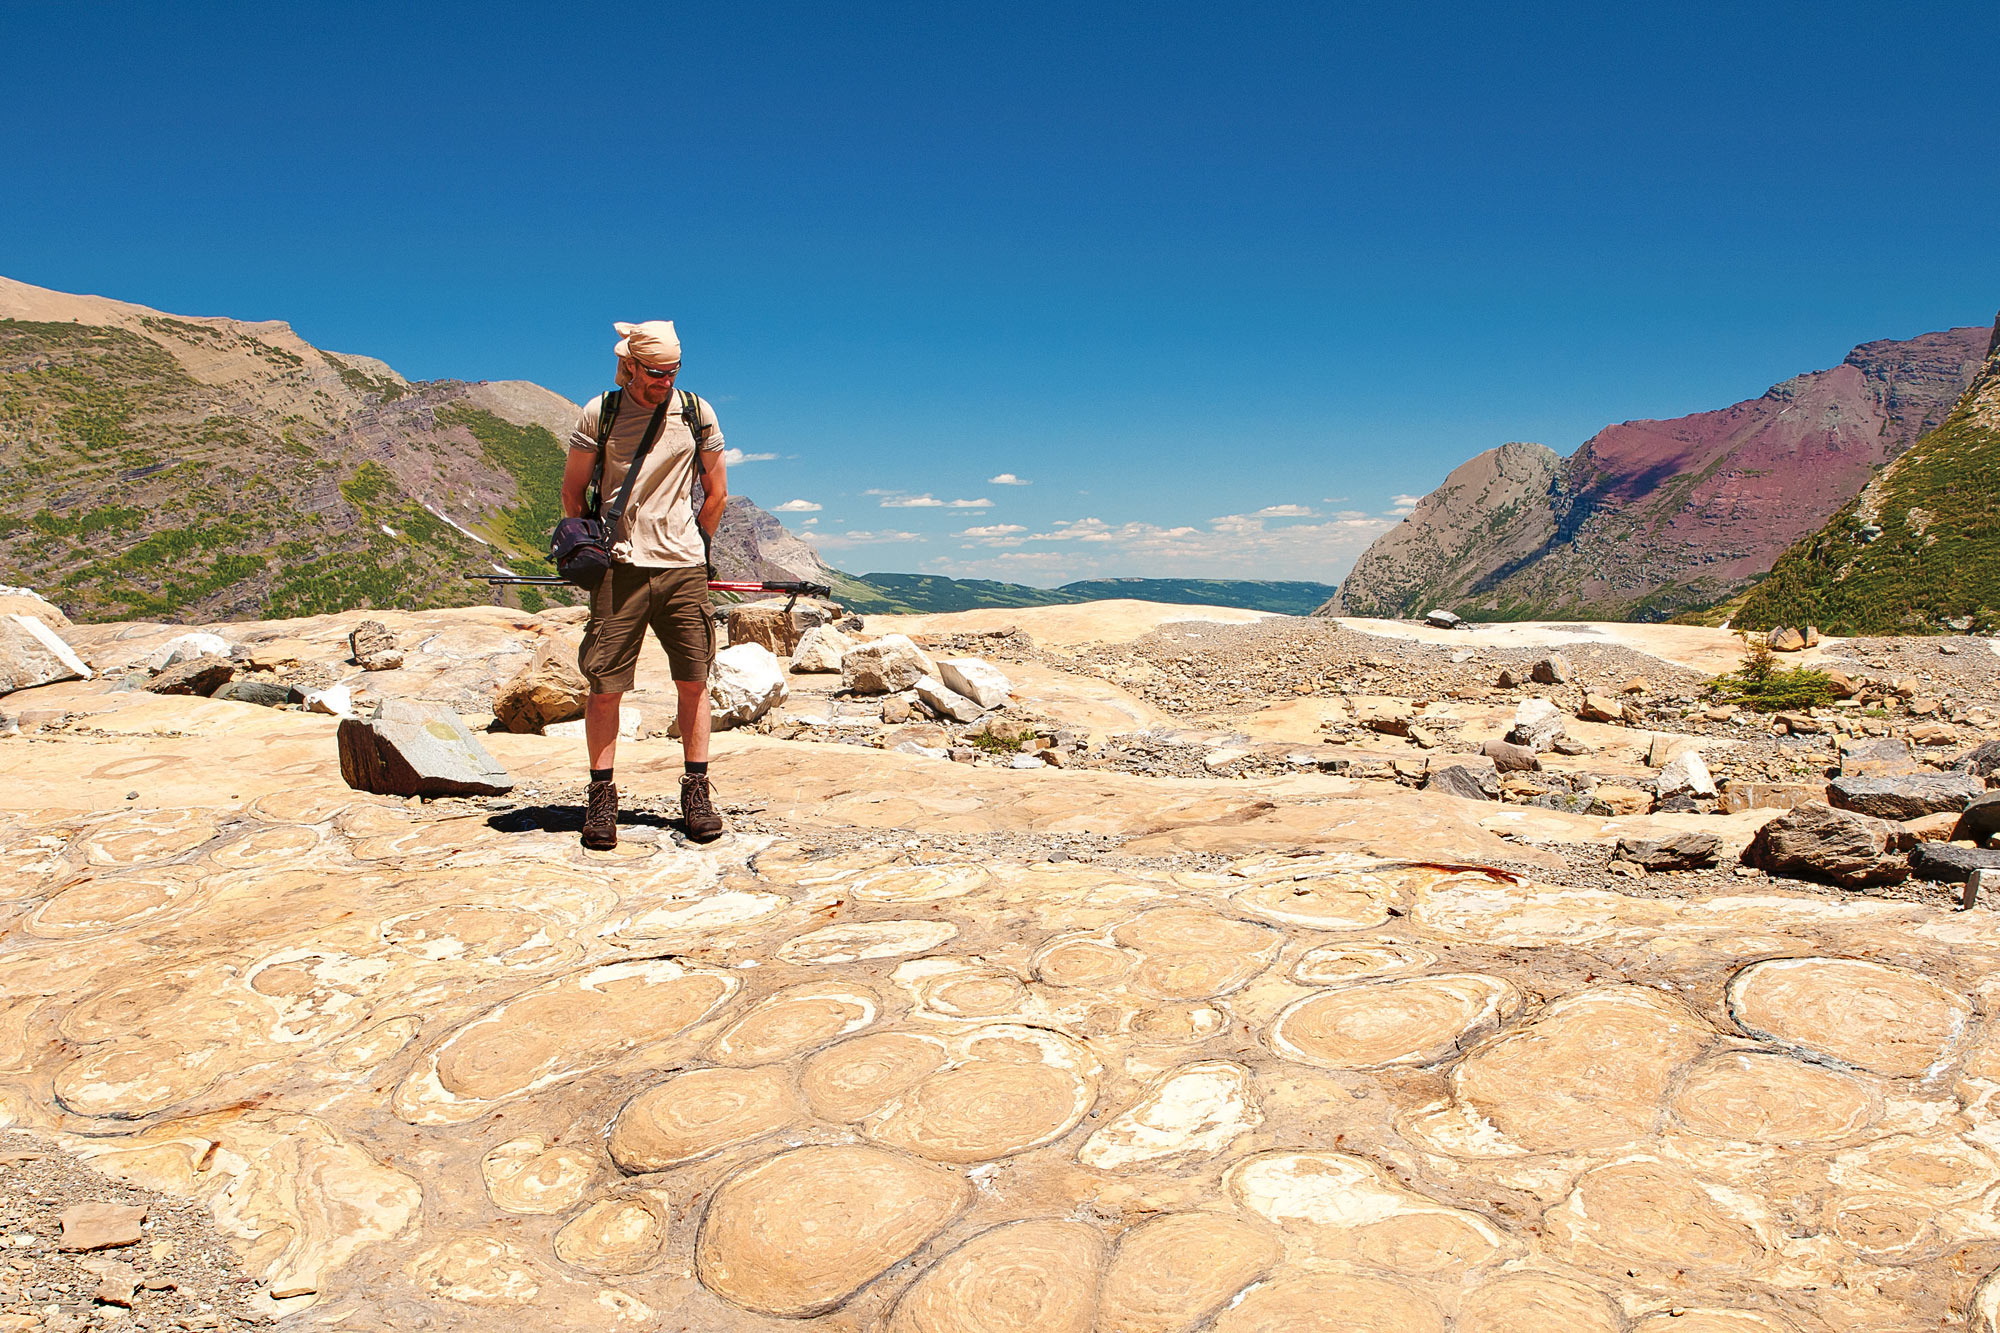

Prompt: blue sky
xmin=4 ymin=2 xmax=1996 ymax=584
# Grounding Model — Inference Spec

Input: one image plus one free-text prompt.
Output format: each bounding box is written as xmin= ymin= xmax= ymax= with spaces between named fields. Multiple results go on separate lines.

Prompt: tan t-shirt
xmin=567 ymin=389 xmax=725 ymax=568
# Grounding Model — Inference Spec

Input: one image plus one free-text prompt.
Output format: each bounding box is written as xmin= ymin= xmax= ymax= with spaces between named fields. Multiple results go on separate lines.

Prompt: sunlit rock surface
xmin=3 ymin=603 xmax=1999 ymax=1329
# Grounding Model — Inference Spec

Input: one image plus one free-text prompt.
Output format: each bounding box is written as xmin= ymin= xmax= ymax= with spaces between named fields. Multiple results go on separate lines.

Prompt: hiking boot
xmin=582 ymin=779 xmax=619 ymax=850
xmin=680 ymin=772 xmax=724 ymax=843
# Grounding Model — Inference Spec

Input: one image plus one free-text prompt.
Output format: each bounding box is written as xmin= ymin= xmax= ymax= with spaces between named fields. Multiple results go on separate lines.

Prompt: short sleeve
xmin=567 ymin=394 xmax=604 ymax=454
xmin=697 ymin=396 xmax=725 ymax=451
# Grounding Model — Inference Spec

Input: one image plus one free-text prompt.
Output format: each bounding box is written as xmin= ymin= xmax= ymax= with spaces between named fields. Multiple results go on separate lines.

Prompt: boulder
xmin=494 ymin=644 xmax=589 ymax=734
xmin=1655 ymin=750 xmax=1717 ymax=800
xmin=0 ymin=583 xmax=72 ymax=632
xmin=1774 ymin=712 xmax=1826 ymax=735
xmin=1529 ymin=654 xmax=1573 ymax=685
xmin=145 ymin=655 xmax=235 ymax=697
xmin=937 ymin=657 xmax=1011 ymax=709
xmin=1822 ymin=669 xmax=1861 ymax=699
xmin=303 ymin=684 xmax=356 ymax=718
xmin=1803 ymin=626 xmax=1821 ymax=647
xmin=914 ymin=675 xmax=983 ymax=723
xmin=1423 ymin=608 xmax=1465 ymax=629
xmin=1953 ymin=740 xmax=2000 ymax=785
xmin=1549 ymin=736 xmax=1591 ymax=756
xmin=1911 ymin=841 xmax=2000 ymax=884
xmin=1828 ymin=773 xmax=1985 ymax=821
xmin=1646 ymin=733 xmax=1702 ymax=768
xmin=1741 ymin=802 xmax=1913 ymax=888
xmin=57 ymin=1203 xmax=147 ymax=1252
xmin=1504 ymin=698 xmax=1565 ymax=752
xmin=1910 ymin=722 xmax=1958 ymax=747
xmin=1955 ymin=792 xmax=2000 ymax=846
xmin=709 ymin=642 xmax=790 ymax=729
xmin=211 ymin=678 xmax=290 ymax=707
xmin=146 ymin=632 xmax=231 ymax=671
xmin=1903 ymin=811 xmax=1963 ymax=841
xmin=1422 ymin=764 xmax=1498 ymax=801
xmin=1839 ymin=738 xmax=1922 ymax=777
xmin=1480 ymin=738 xmax=1541 ymax=772
xmin=1495 ymin=668 xmax=1525 ymax=689
xmin=1578 ymin=693 xmax=1627 ymax=724
xmin=728 ymin=602 xmax=833 ymax=659
xmin=0 ymin=613 xmax=93 ymax=693
xmin=790 ymin=625 xmax=855 ymax=674
xmin=1614 ymin=832 xmax=1722 ymax=871
xmin=842 ymin=634 xmax=937 ymax=694
xmin=348 ymin=620 xmax=403 ymax=671
xmin=337 ymin=698 xmax=514 ymax=797
xmin=1767 ymin=627 xmax=1807 ymax=652
xmin=881 ymin=696 xmax=914 ymax=724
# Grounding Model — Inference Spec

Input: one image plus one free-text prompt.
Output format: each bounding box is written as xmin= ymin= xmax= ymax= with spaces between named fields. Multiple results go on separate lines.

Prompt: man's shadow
xmin=487 ymin=804 xmax=682 ymax=836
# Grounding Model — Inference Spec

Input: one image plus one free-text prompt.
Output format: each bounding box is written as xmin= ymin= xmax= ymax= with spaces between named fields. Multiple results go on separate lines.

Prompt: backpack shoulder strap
xmin=596 ymin=388 xmax=623 ymax=448
xmin=680 ymin=389 xmax=706 ymax=447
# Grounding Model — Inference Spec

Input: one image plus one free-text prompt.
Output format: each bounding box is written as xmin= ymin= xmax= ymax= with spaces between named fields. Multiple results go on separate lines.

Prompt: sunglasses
xmin=636 ymin=361 xmax=680 ymax=380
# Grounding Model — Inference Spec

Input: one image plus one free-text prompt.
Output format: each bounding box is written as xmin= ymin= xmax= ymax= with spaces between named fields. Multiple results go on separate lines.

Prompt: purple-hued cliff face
xmin=1336 ymin=324 xmax=1990 ymax=620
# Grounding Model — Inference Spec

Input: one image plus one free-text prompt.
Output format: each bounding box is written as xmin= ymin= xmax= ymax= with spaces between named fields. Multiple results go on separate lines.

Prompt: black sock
xmin=590 ymin=768 xmax=613 ymax=784
xmin=684 ymin=760 xmax=708 ymax=777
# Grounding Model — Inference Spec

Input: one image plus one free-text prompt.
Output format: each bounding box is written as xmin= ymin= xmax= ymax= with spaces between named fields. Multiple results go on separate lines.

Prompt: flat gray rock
xmin=1839 ymin=738 xmax=1923 ymax=777
xmin=1828 ymin=773 xmax=1985 ymax=821
xmin=1910 ymin=841 xmax=2000 ymax=884
xmin=1423 ymin=764 xmax=1498 ymax=801
xmin=337 ymin=698 xmax=514 ymax=797
xmin=1955 ymin=791 xmax=2000 ymax=846
xmin=1614 ymin=831 xmax=1722 ymax=871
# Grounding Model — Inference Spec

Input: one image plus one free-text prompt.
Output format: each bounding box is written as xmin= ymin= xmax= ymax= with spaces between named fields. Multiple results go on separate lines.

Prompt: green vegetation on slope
xmin=1735 ymin=359 xmax=2000 ymax=636
xmin=831 ymin=572 xmax=1341 ymax=616
xmin=1058 ymin=578 xmax=1338 ymax=616
xmin=434 ymin=405 xmax=564 ymax=575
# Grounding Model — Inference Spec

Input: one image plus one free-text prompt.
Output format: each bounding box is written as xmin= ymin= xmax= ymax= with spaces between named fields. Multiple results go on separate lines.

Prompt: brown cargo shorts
xmin=578 ymin=564 xmax=713 ymax=692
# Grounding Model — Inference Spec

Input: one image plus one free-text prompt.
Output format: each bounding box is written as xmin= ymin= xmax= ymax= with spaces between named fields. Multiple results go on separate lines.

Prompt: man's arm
xmin=696 ymin=446 xmax=728 ymax=540
xmin=561 ymin=447 xmax=596 ymax=519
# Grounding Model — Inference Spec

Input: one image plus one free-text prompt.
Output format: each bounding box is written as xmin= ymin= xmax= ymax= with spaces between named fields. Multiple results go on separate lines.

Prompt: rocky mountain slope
xmin=0 ymin=276 xmax=824 ymax=622
xmin=1736 ymin=314 xmax=2000 ymax=635
xmin=834 ymin=574 xmax=1339 ymax=616
xmin=1332 ymin=323 xmax=1990 ymax=621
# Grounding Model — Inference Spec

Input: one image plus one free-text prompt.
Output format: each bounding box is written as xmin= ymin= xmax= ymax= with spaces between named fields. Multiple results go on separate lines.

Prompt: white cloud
xmin=802 ymin=528 xmax=924 ymax=549
xmin=924 ymin=508 xmax=1398 ymax=583
xmin=1250 ymin=504 xmax=1318 ymax=518
xmin=880 ymin=494 xmax=946 ymax=508
xmin=802 ymin=517 xmax=818 ymax=525
xmin=1389 ymin=493 xmax=1424 ymax=514
xmin=773 ymin=499 xmax=822 ymax=512
xmin=988 ymin=473 xmax=1031 ymax=485
xmin=946 ymin=497 xmax=993 ymax=508
xmin=722 ymin=448 xmax=778 ymax=465
xmin=959 ymin=524 xmax=1027 ymax=540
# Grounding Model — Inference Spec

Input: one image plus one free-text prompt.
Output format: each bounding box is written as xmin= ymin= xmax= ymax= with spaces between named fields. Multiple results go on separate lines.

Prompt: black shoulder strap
xmin=602 ymin=398 xmax=672 ymax=525
xmin=680 ymin=389 xmax=705 ymax=445
xmin=586 ymin=389 xmax=624 ymax=508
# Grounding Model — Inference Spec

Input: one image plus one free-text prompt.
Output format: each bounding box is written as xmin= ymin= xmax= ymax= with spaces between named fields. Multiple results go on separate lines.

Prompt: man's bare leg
xmin=675 ymin=679 xmax=710 ymax=763
xmin=585 ymin=691 xmax=625 ymax=770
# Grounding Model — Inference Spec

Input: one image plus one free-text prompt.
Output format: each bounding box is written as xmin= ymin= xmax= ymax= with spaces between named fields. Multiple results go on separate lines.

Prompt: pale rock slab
xmin=1725 ymin=956 xmax=1971 ymax=1077
xmin=1655 ymin=748 xmax=1717 ymax=799
xmin=709 ymin=983 xmax=880 ymax=1065
xmin=913 ymin=674 xmax=983 ymax=723
xmin=709 ymin=641 xmax=789 ymax=729
xmin=56 ymin=1202 xmax=146 ymax=1251
xmin=1269 ymin=973 xmax=1519 ymax=1069
xmin=493 ymin=642 xmax=587 ymax=733
xmin=552 ymin=1189 xmax=671 ymax=1276
xmin=885 ymin=1219 xmax=1102 ymax=1333
xmin=790 ymin=624 xmax=854 ymax=673
xmin=937 ymin=656 xmax=1011 ymax=708
xmin=1505 ymin=697 xmax=1565 ymax=752
xmin=841 ymin=633 xmax=936 ymax=694
xmin=695 ymin=1144 xmax=970 ymax=1318
xmin=0 ymin=582 xmax=72 ymax=631
xmin=609 ymin=1066 xmax=803 ymax=1171
xmin=337 ymin=698 xmax=513 ymax=797
xmin=480 ymin=1137 xmax=596 ymax=1214
xmin=0 ymin=612 xmax=93 ymax=693
xmin=145 ymin=631 xmax=230 ymax=671
xmin=863 ymin=1024 xmax=1100 ymax=1163
xmin=1078 ymin=1059 xmax=1259 ymax=1171
xmin=1456 ymin=1271 xmax=1623 ymax=1333
xmin=1096 ymin=1213 xmax=1282 ymax=1333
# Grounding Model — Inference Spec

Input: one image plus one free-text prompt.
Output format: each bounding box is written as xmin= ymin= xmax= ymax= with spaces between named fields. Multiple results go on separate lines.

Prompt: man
xmin=560 ymin=319 xmax=728 ymax=849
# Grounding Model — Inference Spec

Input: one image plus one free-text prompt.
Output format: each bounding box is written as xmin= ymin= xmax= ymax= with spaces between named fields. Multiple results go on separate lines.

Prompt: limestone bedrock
xmin=1 ymin=601 xmax=1998 ymax=1330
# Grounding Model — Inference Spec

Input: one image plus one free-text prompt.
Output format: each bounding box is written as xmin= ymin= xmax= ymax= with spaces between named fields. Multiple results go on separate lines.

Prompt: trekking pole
xmin=463 ymin=573 xmax=831 ymax=598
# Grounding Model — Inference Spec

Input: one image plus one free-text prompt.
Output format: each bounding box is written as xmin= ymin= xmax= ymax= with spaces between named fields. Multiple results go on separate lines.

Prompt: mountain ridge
xmin=1332 ymin=323 xmax=1990 ymax=621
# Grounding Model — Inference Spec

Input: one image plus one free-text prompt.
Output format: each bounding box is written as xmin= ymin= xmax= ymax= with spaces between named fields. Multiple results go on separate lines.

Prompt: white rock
xmin=914 ymin=675 xmax=983 ymax=723
xmin=841 ymin=634 xmax=937 ymax=694
xmin=893 ymin=741 xmax=949 ymax=760
xmin=1655 ymin=749 xmax=1717 ymax=799
xmin=790 ymin=625 xmax=854 ymax=674
xmin=937 ymin=657 xmax=1011 ymax=709
xmin=303 ymin=685 xmax=355 ymax=718
xmin=0 ymin=614 xmax=93 ymax=694
xmin=1505 ymin=697 xmax=1566 ymax=752
xmin=709 ymin=642 xmax=789 ymax=729
xmin=1009 ymin=753 xmax=1049 ymax=769
xmin=146 ymin=632 xmax=232 ymax=671
xmin=546 ymin=708 xmax=641 ymax=741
